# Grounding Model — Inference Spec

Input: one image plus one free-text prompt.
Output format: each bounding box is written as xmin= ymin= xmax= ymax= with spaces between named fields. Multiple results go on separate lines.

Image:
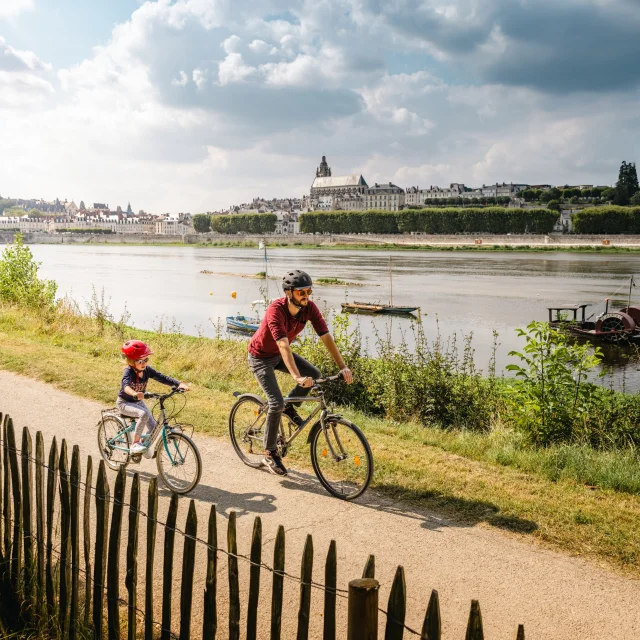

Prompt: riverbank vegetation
xmin=0 ymin=235 xmax=639 ymax=573
xmin=571 ymin=206 xmax=640 ymax=234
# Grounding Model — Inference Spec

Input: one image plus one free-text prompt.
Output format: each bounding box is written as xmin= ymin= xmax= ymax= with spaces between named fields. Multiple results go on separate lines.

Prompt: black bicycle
xmin=229 ymin=374 xmax=373 ymax=500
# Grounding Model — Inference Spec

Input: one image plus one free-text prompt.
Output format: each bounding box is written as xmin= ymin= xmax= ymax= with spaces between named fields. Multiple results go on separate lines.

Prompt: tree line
xmin=192 ymin=212 xmax=276 ymax=234
xmin=571 ymin=206 xmax=640 ymax=234
xmin=299 ymin=208 xmax=557 ymax=234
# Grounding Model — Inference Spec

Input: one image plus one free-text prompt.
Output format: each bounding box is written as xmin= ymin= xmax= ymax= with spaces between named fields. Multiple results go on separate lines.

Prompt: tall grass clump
xmin=296 ymin=314 xmax=501 ymax=432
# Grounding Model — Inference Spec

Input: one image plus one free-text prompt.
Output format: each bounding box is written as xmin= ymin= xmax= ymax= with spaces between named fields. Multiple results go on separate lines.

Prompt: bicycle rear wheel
xmin=156 ymin=432 xmax=202 ymax=494
xmin=97 ymin=415 xmax=131 ymax=470
xmin=310 ymin=418 xmax=373 ymax=500
xmin=229 ymin=396 xmax=267 ymax=468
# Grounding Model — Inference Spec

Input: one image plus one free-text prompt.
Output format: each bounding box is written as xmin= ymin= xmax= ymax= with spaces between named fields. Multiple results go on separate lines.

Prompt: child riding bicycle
xmin=118 ymin=340 xmax=189 ymax=457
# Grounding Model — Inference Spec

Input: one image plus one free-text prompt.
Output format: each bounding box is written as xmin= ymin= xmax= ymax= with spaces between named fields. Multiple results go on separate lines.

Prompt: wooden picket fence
xmin=0 ymin=414 xmax=527 ymax=639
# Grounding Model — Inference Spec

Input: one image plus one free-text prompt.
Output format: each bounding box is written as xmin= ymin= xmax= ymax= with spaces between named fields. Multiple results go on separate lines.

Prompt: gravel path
xmin=0 ymin=369 xmax=638 ymax=638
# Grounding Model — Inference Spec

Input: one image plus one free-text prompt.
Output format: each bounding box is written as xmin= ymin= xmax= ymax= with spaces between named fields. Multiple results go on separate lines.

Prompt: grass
xmin=0 ymin=305 xmax=639 ymax=575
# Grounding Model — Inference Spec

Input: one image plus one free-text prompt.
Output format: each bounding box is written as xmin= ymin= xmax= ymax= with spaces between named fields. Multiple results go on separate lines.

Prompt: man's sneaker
xmin=283 ymin=404 xmax=304 ymax=428
xmin=130 ymin=442 xmax=147 ymax=455
xmin=263 ymin=450 xmax=288 ymax=476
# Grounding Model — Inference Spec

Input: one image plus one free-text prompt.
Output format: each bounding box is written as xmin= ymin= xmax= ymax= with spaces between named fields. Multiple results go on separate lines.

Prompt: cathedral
xmin=308 ymin=156 xmax=368 ymax=210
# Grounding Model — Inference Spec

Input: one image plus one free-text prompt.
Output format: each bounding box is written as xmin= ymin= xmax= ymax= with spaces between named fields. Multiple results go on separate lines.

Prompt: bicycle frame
xmin=104 ymin=393 xmax=187 ymax=466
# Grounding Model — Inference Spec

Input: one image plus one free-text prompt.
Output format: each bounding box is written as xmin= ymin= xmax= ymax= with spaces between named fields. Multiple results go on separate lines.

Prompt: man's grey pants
xmin=116 ymin=398 xmax=158 ymax=442
xmin=248 ymin=353 xmax=320 ymax=451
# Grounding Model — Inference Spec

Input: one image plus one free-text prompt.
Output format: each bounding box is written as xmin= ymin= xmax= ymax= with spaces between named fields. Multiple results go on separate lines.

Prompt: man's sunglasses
xmin=295 ymin=288 xmax=312 ymax=296
xmin=135 ymin=357 xmax=149 ymax=364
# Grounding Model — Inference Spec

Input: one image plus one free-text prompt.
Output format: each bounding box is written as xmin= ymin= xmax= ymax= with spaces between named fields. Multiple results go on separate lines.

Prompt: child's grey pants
xmin=116 ymin=398 xmax=157 ymax=441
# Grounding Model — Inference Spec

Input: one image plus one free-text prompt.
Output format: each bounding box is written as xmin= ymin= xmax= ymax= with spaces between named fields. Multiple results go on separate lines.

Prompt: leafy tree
xmin=4 ymin=207 xmax=25 ymax=217
xmin=0 ymin=233 xmax=57 ymax=310
xmin=569 ymin=196 xmax=579 ymax=204
xmin=630 ymin=191 xmax=640 ymax=206
xmin=79 ymin=201 xmax=86 ymax=211
xmin=547 ymin=200 xmax=561 ymax=212
xmin=192 ymin=213 xmax=211 ymax=233
xmin=126 ymin=202 xmax=133 ymax=214
xmin=28 ymin=209 xmax=42 ymax=218
xmin=614 ymin=161 xmax=639 ymax=205
xmin=116 ymin=205 xmax=122 ymax=213
xmin=601 ymin=187 xmax=615 ymax=201
xmin=138 ymin=209 xmax=146 ymax=216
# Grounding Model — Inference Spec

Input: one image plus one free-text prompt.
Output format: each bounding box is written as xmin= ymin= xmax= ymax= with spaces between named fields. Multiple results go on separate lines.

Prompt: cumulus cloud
xmin=0 ymin=0 xmax=638 ymax=211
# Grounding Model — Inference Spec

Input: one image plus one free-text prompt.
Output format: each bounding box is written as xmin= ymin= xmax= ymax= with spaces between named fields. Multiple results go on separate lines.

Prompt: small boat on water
xmin=341 ymin=256 xmax=419 ymax=317
xmin=226 ymin=299 xmax=268 ymax=334
xmin=548 ymin=275 xmax=640 ymax=344
xmin=341 ymin=301 xmax=418 ymax=315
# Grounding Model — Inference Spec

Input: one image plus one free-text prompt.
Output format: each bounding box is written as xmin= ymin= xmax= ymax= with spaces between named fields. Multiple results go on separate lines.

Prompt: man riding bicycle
xmin=248 ymin=269 xmax=353 ymax=476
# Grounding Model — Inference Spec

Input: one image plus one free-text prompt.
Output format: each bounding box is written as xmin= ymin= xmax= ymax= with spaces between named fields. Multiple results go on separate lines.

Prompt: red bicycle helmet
xmin=121 ymin=340 xmax=153 ymax=360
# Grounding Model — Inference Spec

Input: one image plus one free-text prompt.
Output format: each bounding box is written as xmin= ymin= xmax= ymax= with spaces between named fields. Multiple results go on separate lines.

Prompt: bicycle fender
xmin=233 ymin=392 xmax=266 ymax=405
xmin=306 ymin=420 xmax=321 ymax=444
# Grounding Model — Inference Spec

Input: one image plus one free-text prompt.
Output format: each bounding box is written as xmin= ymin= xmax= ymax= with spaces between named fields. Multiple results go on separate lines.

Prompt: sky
xmin=1 ymin=0 xmax=639 ymax=214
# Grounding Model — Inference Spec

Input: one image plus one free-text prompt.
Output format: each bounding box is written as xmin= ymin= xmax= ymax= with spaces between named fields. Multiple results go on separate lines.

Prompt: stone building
xmin=309 ymin=156 xmax=368 ymax=210
xmin=363 ymin=183 xmax=405 ymax=211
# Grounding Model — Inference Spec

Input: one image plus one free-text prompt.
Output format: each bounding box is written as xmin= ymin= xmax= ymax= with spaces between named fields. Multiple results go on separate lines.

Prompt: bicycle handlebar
xmin=314 ymin=372 xmax=344 ymax=385
xmin=144 ymin=387 xmax=185 ymax=400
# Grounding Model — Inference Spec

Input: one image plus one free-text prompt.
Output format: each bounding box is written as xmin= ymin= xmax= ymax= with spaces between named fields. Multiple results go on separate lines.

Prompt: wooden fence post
xmin=202 ymin=504 xmax=218 ymax=640
xmin=59 ymin=439 xmax=71 ymax=637
xmin=227 ymin=510 xmax=240 ymax=640
xmin=107 ymin=466 xmax=126 ymax=640
xmin=0 ymin=412 xmax=3 ymax=560
xmin=324 ymin=540 xmax=337 ymax=640
xmin=465 ymin=601 xmax=484 ymax=640
xmin=362 ymin=555 xmax=375 ymax=579
xmin=35 ymin=432 xmax=45 ymax=616
xmin=7 ymin=419 xmax=22 ymax=594
xmin=514 ymin=625 xmax=525 ymax=640
xmin=126 ymin=473 xmax=140 ymax=640
xmin=296 ymin=534 xmax=313 ymax=640
xmin=270 ymin=525 xmax=285 ymax=640
xmin=179 ymin=500 xmax=198 ymax=640
xmin=93 ymin=460 xmax=110 ymax=638
xmin=1 ymin=416 xmax=9 ymax=561
xmin=21 ymin=426 xmax=34 ymax=623
xmin=421 ymin=590 xmax=441 ymax=640
xmin=145 ymin=478 xmax=158 ymax=640
xmin=384 ymin=566 xmax=406 ymax=640
xmin=83 ymin=455 xmax=93 ymax=629
xmin=246 ymin=516 xmax=262 ymax=640
xmin=348 ymin=578 xmax=379 ymax=640
xmin=70 ymin=445 xmax=81 ymax=640
xmin=45 ymin=437 xmax=58 ymax=620
xmin=161 ymin=493 xmax=179 ymax=640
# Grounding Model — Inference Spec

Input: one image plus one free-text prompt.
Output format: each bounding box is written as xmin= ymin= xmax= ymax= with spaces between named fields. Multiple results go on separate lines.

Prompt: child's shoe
xmin=130 ymin=442 xmax=146 ymax=455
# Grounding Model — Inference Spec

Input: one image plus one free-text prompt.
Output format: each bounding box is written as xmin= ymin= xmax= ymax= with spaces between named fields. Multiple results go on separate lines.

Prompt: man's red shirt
xmin=248 ymin=297 xmax=329 ymax=358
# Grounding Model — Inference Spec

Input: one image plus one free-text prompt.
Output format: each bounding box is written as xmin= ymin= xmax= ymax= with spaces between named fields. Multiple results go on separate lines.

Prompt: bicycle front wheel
xmin=229 ymin=396 xmax=267 ymax=468
xmin=97 ymin=415 xmax=131 ymax=471
xmin=156 ymin=432 xmax=202 ymax=494
xmin=310 ymin=418 xmax=373 ymax=500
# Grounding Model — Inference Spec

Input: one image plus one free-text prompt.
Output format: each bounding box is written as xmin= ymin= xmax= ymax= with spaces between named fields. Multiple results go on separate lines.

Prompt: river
xmin=30 ymin=244 xmax=640 ymax=391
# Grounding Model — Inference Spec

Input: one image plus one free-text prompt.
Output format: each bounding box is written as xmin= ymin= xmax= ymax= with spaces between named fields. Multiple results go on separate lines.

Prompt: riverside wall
xmin=3 ymin=230 xmax=640 ymax=247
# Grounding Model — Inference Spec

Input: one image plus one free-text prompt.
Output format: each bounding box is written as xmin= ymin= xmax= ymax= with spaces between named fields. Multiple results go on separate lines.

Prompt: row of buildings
xmin=0 ymin=200 xmax=194 ymax=235
xmin=305 ymin=156 xmax=533 ymax=212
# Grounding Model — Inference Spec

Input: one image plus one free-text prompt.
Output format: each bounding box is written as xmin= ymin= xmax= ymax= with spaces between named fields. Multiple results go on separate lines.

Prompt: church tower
xmin=316 ymin=155 xmax=332 ymax=178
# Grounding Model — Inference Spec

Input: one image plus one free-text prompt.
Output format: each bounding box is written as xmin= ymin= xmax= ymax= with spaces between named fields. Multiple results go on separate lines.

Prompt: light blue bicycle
xmin=97 ymin=388 xmax=202 ymax=494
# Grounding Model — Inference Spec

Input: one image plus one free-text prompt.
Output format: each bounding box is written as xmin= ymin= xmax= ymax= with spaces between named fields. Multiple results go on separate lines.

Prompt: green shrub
xmin=571 ymin=206 xmax=640 ymax=234
xmin=299 ymin=207 xmax=557 ymax=235
xmin=209 ymin=213 xmax=276 ymax=234
xmin=0 ymin=232 xmax=57 ymax=310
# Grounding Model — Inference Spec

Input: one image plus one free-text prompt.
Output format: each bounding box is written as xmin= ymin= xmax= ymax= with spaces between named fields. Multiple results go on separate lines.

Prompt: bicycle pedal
xmin=130 ymin=454 xmax=142 ymax=463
